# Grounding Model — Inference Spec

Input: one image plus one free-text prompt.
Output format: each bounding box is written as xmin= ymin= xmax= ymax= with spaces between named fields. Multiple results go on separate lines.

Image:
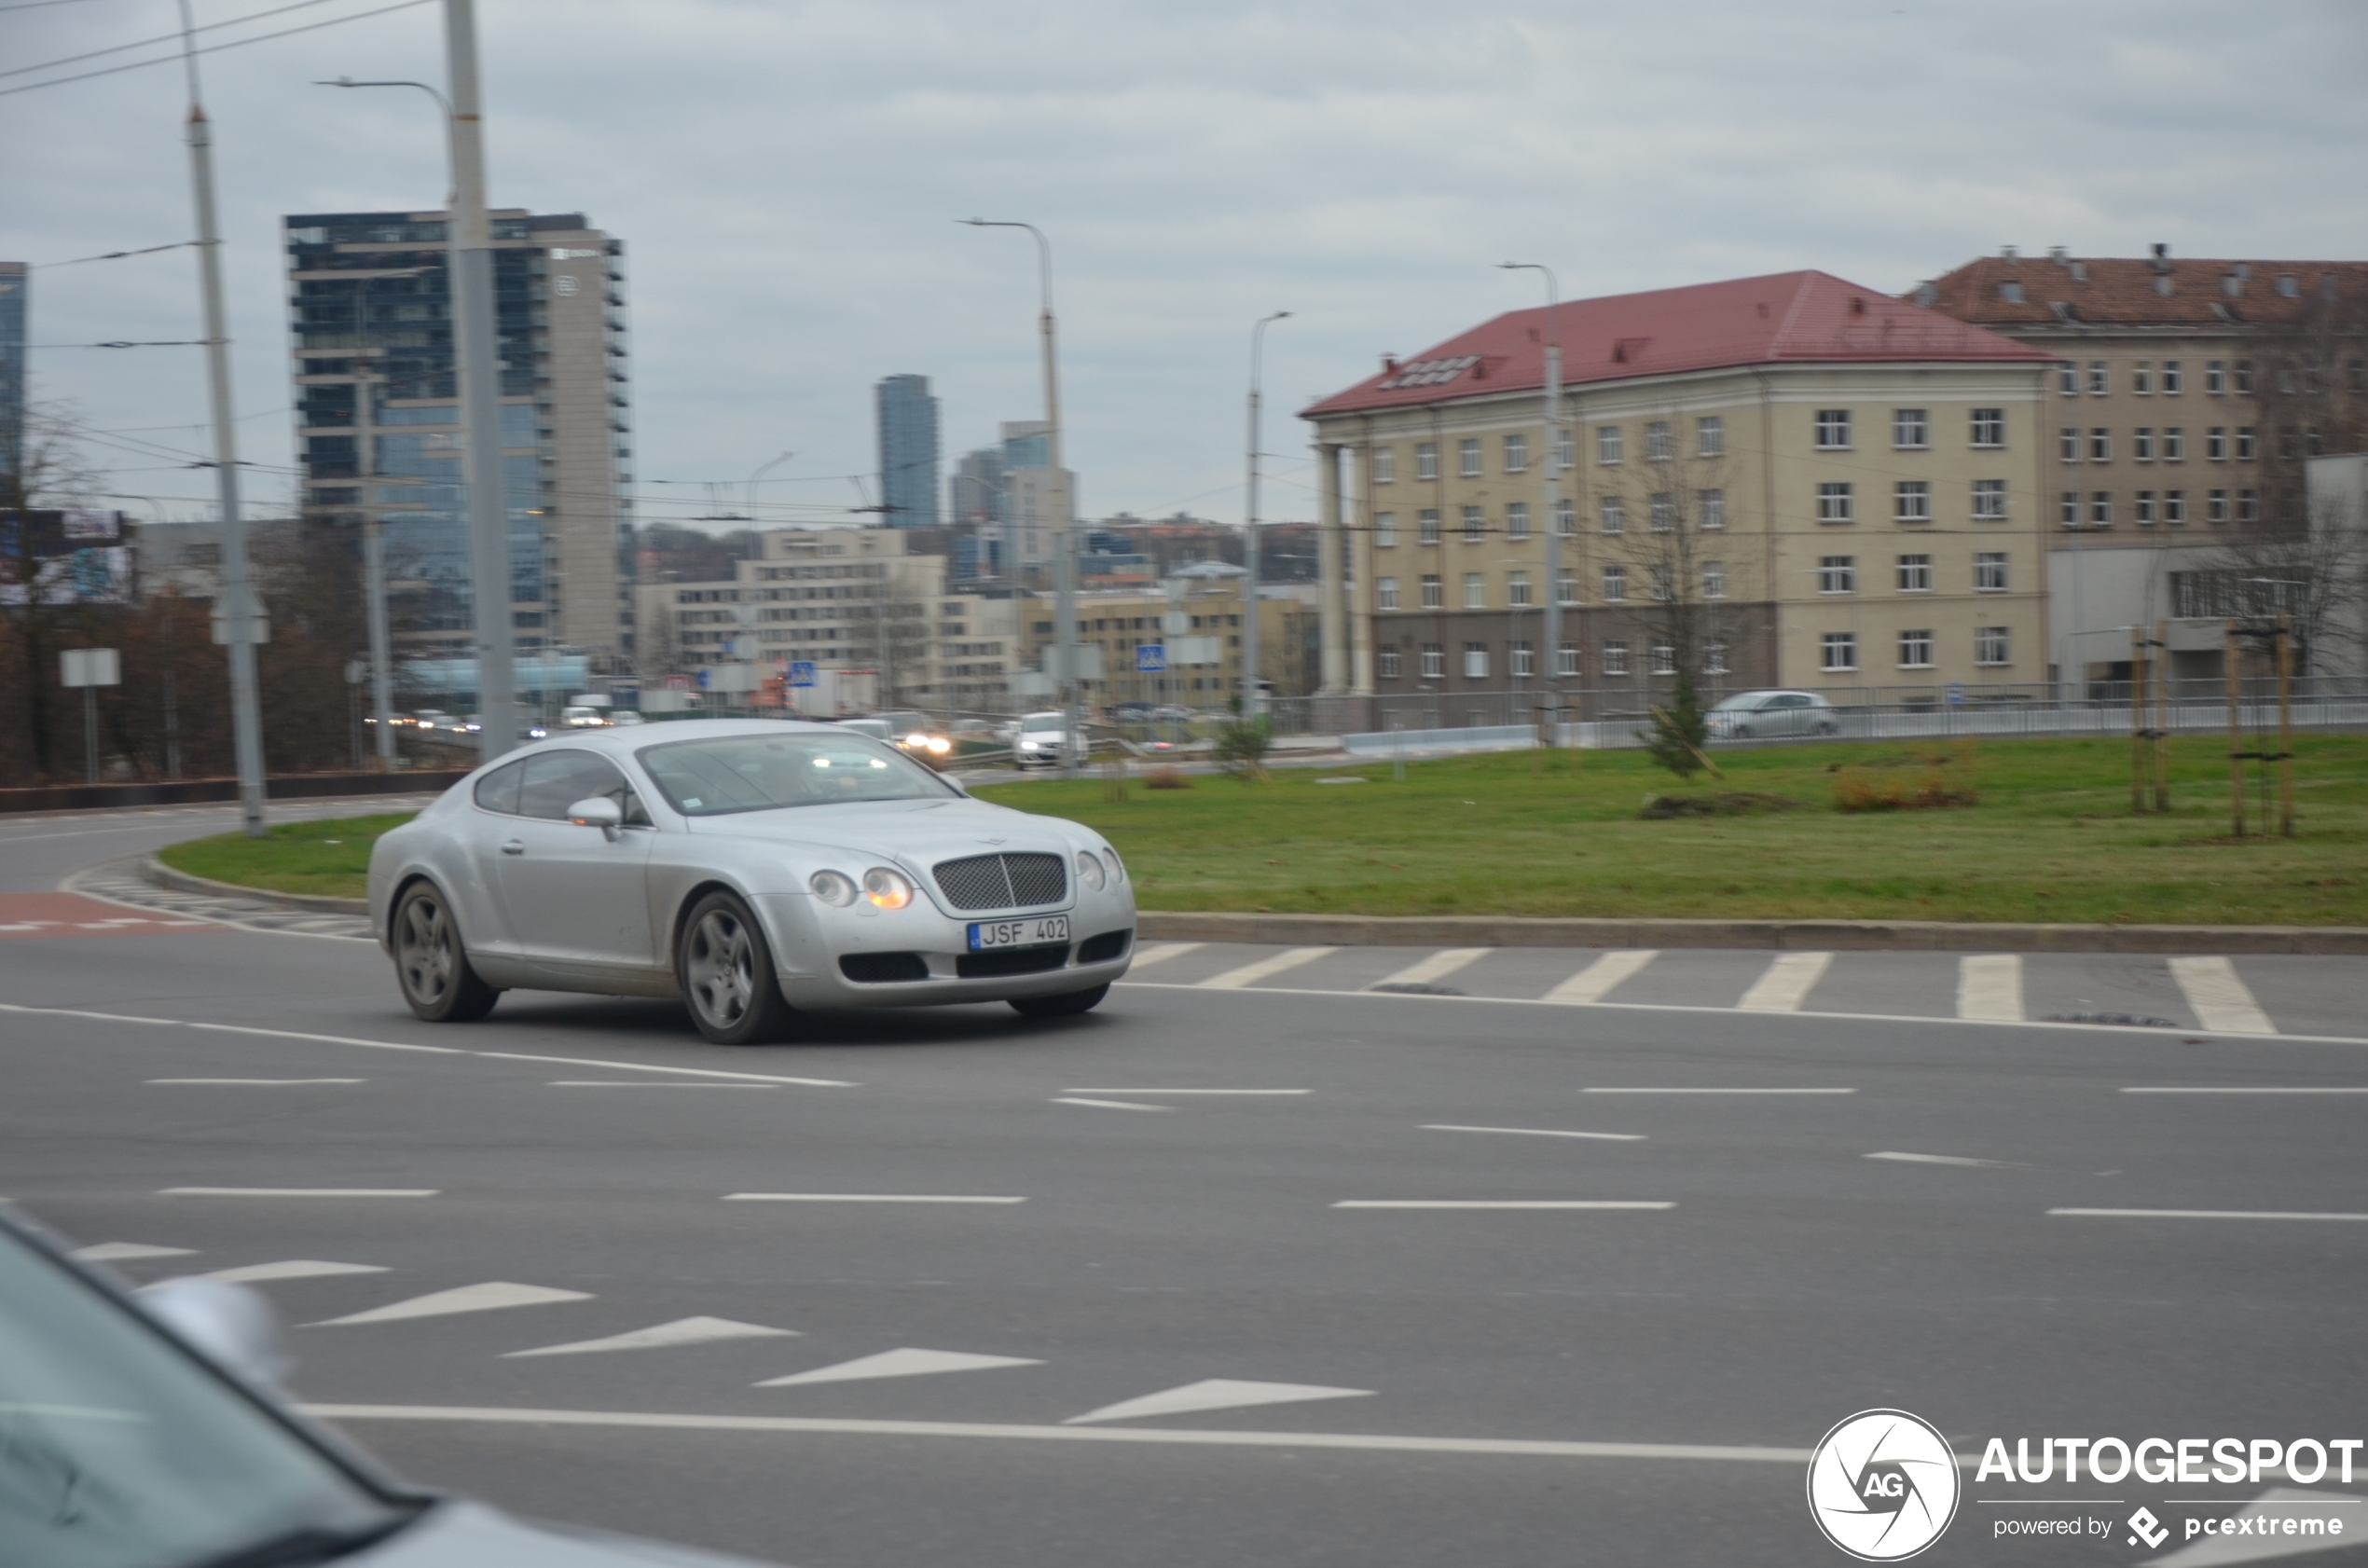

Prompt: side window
xmin=517 ymin=750 xmax=640 ymax=822
xmin=472 ymin=760 xmax=525 ymax=815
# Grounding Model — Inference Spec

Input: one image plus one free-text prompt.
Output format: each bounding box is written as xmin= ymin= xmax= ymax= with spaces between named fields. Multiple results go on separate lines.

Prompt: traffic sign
xmin=790 ymin=661 xmax=817 ymax=687
xmin=1946 ymin=683 xmax=1965 ymax=706
xmin=1135 ymin=644 xmax=1165 ymax=673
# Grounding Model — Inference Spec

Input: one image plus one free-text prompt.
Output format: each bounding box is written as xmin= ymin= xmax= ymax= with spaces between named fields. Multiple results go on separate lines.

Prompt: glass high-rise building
xmin=0 ymin=263 xmax=26 ymax=483
xmin=283 ymin=210 xmax=632 ymax=666
xmin=874 ymin=373 xmax=940 ymax=529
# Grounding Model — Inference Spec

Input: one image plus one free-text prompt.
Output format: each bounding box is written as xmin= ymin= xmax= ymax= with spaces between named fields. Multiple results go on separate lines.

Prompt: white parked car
xmin=1702 ymin=689 xmax=1842 ymax=740
xmin=1012 ymin=710 xmax=1085 ymax=770
xmin=368 ymin=719 xmax=1136 ymax=1044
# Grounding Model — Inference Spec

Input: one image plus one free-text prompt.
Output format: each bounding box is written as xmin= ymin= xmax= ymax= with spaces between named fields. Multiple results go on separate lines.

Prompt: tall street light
xmin=1243 ymin=310 xmax=1290 ymax=718
xmin=960 ymin=219 xmax=1077 ymax=776
xmin=1499 ymin=262 xmax=1564 ymax=749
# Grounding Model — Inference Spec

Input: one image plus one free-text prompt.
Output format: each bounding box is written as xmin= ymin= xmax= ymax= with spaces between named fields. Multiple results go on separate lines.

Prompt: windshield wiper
xmin=184 ymin=1506 xmax=424 ymax=1568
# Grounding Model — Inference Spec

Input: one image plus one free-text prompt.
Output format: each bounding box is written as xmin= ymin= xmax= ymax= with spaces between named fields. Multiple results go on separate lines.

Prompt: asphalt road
xmin=5 ymin=806 xmax=2367 ymax=1567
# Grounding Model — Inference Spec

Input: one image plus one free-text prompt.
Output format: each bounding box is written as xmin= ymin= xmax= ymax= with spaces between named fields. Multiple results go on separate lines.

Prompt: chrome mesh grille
xmin=931 ymin=852 xmax=1069 ymax=912
xmin=1002 ymin=853 xmax=1067 ymax=906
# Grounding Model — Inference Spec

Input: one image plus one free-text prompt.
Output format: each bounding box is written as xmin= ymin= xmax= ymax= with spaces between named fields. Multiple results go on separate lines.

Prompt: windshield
xmin=639 ymin=732 xmax=952 ymax=816
xmin=0 ymin=1224 xmax=406 ymax=1568
xmin=1708 ymin=694 xmax=1763 ymax=711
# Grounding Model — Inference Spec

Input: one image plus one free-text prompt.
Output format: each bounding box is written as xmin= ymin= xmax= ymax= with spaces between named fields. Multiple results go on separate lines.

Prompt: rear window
xmin=638 ymin=733 xmax=952 ymax=817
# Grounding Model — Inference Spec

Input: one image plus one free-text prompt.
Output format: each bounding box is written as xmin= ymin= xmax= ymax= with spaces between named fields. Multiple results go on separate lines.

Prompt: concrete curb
xmin=1134 ymin=910 xmax=2368 ymax=956
xmin=142 ymin=856 xmax=370 ymax=916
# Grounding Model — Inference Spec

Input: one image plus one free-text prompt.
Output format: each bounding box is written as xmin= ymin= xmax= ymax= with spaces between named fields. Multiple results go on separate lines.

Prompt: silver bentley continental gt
xmin=367 ymin=719 xmax=1136 ymax=1044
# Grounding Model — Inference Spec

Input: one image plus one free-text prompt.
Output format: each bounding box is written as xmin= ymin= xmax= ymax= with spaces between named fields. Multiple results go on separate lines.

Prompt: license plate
xmin=969 ymin=915 xmax=1069 ymax=951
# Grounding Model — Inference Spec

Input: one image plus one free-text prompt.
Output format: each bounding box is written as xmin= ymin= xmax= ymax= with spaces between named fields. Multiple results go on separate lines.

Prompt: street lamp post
xmin=1499 ymin=263 xmax=1564 ymax=750
xmin=1244 ymin=311 xmax=1290 ymax=719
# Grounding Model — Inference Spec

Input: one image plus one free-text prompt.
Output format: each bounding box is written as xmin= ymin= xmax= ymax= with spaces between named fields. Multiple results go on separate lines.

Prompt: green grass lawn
xmin=153 ymin=736 xmax=2368 ymax=926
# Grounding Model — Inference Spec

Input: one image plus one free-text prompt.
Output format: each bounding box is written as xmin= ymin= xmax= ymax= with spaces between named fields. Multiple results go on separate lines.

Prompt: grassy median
xmin=156 ymin=736 xmax=2368 ymax=926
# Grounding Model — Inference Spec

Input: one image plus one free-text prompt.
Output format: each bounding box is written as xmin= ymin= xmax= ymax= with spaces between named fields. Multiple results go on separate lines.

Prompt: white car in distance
xmin=1012 ymin=710 xmax=1086 ymax=769
xmin=367 ymin=720 xmax=1136 ymax=1044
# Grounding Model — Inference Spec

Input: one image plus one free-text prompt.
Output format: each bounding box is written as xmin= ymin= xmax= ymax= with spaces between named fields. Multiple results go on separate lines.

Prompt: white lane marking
xmin=1065 ymin=1089 xmax=1310 ymax=1096
xmin=72 ymin=1242 xmax=196 ymax=1261
xmin=1956 ymin=955 xmax=2023 ymax=1022
xmin=310 ymin=1281 xmax=594 ymax=1327
xmin=1198 ymin=946 xmax=1339 ymax=989
xmin=2122 ymin=1087 xmax=2368 ymax=1094
xmin=2169 ymin=956 xmax=2279 ymax=1035
xmin=181 ymin=1022 xmax=461 ymax=1055
xmin=147 ymin=1078 xmax=365 ymax=1085
xmin=199 ymin=1259 xmax=390 ymax=1284
xmin=1125 ymin=942 xmax=1204 ymax=968
xmin=1052 ymin=1096 xmax=1174 ymax=1112
xmin=1065 ymin=1379 xmax=1374 ymax=1426
xmin=1332 ymin=1200 xmax=1673 ymax=1210
xmin=2049 ymin=1209 xmax=2368 ymax=1222
xmin=506 ymin=1316 xmax=798 ymax=1358
xmin=307 ymin=1404 xmax=1820 ymax=1464
xmin=161 ymin=1188 xmax=437 ymax=1198
xmin=723 ymin=1193 xmax=1026 ymax=1204
xmin=1737 ymin=952 xmax=1833 ymax=1012
xmin=1542 ymin=949 xmax=1659 ymax=1005
xmin=754 ymin=1348 xmax=1041 ymax=1388
xmin=474 ymin=1052 xmax=850 ymax=1088
xmin=1581 ymin=1087 xmax=1855 ymax=1094
xmin=1370 ymin=947 xmax=1490 ymax=990
xmin=548 ymin=1081 xmax=778 ymax=1089
xmin=1422 ymin=1124 xmax=1645 ymax=1142
xmin=1865 ymin=1151 xmax=2020 ymax=1169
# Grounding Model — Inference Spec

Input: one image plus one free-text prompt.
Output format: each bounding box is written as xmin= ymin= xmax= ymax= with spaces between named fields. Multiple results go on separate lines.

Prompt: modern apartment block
xmin=1918 ymin=247 xmax=2368 ymax=682
xmin=1301 ymin=271 xmax=2055 ymax=707
xmin=875 ymin=374 xmax=941 ymax=529
xmin=284 ymin=209 xmax=633 ymax=669
xmin=0 ymin=262 xmax=24 ymax=482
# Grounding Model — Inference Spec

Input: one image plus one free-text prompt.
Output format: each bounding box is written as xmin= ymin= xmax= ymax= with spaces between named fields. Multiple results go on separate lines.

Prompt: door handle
xmin=501 ymin=839 xmax=525 ymax=856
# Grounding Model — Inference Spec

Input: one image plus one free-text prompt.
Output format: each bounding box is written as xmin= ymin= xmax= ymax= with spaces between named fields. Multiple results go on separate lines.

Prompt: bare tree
xmin=1593 ymin=410 xmax=1749 ymax=696
xmin=2251 ymin=281 xmax=2368 ymax=530
xmin=2191 ymin=482 xmax=2368 ymax=680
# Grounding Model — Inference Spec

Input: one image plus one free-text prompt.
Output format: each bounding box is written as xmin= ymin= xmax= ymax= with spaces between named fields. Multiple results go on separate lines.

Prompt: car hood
xmin=354 ymin=1499 xmax=782 ymax=1567
xmin=681 ymin=796 xmax=1088 ymax=865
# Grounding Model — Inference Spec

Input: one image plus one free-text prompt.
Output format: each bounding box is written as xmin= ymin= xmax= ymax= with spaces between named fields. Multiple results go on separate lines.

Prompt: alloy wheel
xmin=685 ymin=910 xmax=752 ymax=1028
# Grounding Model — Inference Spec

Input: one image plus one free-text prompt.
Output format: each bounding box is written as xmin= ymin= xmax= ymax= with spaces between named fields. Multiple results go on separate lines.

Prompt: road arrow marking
xmin=1064 ymin=1379 xmax=1374 ymax=1425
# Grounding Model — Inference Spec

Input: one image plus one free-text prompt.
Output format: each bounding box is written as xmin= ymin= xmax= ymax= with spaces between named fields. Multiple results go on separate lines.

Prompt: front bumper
xmin=751 ymin=892 xmax=1136 ymax=1010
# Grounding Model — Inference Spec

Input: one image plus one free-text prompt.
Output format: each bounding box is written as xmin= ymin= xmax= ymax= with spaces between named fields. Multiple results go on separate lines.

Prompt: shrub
xmin=1833 ymin=741 xmax=1980 ymax=812
xmin=1143 ymin=764 xmax=1191 ymax=790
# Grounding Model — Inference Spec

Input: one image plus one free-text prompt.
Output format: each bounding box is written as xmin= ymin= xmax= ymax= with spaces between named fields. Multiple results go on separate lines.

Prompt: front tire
xmin=678 ymin=891 xmax=796 ymax=1045
xmin=1009 ymin=983 xmax=1109 ymax=1019
xmin=392 ymin=882 xmax=498 ymax=1023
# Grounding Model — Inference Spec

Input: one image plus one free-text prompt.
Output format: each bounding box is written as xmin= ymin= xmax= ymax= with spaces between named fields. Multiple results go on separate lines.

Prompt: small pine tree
xmin=1639 ymin=670 xmax=1710 ymax=779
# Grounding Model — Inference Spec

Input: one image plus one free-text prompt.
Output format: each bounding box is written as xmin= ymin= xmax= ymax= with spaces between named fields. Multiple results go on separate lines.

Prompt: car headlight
xmin=862 ymin=867 xmax=915 ymax=910
xmin=905 ymin=732 xmax=929 ymax=748
xmin=1101 ymin=847 xmax=1125 ymax=885
xmin=927 ymin=736 xmax=950 ymax=754
xmin=1074 ymin=850 xmax=1105 ymax=891
xmin=1019 ymin=739 xmax=1039 ymax=751
xmin=810 ymin=870 xmax=858 ymax=906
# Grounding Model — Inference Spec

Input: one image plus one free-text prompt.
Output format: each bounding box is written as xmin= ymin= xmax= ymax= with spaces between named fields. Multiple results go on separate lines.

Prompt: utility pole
xmin=179 ymin=2 xmax=267 ymax=836
xmin=354 ymin=347 xmax=395 ymax=771
xmin=1243 ymin=311 xmax=1288 ymax=720
xmin=1500 ymin=264 xmax=1563 ymax=752
xmin=444 ymin=0 xmax=515 ymax=763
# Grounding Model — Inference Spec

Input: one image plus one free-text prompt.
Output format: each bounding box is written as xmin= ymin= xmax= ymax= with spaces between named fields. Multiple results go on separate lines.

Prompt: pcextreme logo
xmin=1808 ymin=1410 xmax=1962 ymax=1561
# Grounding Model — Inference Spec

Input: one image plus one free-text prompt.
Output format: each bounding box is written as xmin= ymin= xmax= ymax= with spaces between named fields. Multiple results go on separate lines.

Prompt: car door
xmin=490 ymin=749 xmax=658 ymax=975
xmin=1770 ymin=694 xmax=1810 ymax=736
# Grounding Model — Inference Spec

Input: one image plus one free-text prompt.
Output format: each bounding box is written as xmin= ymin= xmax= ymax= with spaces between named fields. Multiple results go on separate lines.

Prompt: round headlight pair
xmin=810 ymin=867 xmax=916 ymax=910
xmin=1075 ymin=850 xmax=1104 ymax=891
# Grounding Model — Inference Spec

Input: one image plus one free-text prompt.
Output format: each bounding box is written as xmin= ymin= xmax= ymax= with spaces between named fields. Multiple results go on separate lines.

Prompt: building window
xmin=1645 ymin=420 xmax=1672 ymax=461
xmin=1555 ymin=571 xmax=1577 ymax=606
xmin=1374 ymin=511 xmax=1397 ymax=547
xmin=2135 ymin=490 xmax=2156 ymax=526
xmin=1463 ymin=571 xmax=1485 ymax=610
xmin=1898 ymin=628 xmax=1935 ymax=668
xmin=1652 ymin=641 xmax=1677 ymax=675
xmin=1461 ymin=504 xmax=1485 ymax=542
xmin=1371 ymin=447 xmax=1396 ymax=484
xmin=2164 ymin=490 xmax=2185 ymax=526
xmin=1814 ymin=409 xmax=1852 ymax=449
xmin=1602 ymin=640 xmax=1629 ymax=676
xmin=1420 ymin=573 xmax=1442 ymax=609
xmin=1378 ymin=647 xmax=1401 ymax=679
xmin=1704 ymin=641 xmax=1729 ymax=675
xmin=1508 ymin=570 xmax=1531 ymax=607
xmin=2133 ymin=362 xmax=2152 ymax=395
xmin=2208 ymin=489 xmax=2227 ymax=524
xmin=2235 ymin=427 xmax=2255 ymax=461
xmin=1971 ymin=407 xmax=2004 ymax=447
xmin=2087 ymin=361 xmax=2109 ymax=395
xmin=2133 ymin=428 xmax=2154 ymax=461
xmin=1973 ymin=478 xmax=2007 ymax=520
xmin=2206 ymin=360 xmax=2225 ymax=394
xmin=1463 ymin=642 xmax=1488 ymax=680
xmin=1893 ymin=408 xmax=1928 ymax=448
xmin=1554 ymin=498 xmax=1575 ymax=536
xmin=1822 ymin=632 xmax=1858 ymax=672
xmin=2237 ymin=488 xmax=2257 ymax=523
xmin=1458 ymin=438 xmax=1481 ymax=477
xmin=2162 ymin=360 xmax=2182 ymax=395
xmin=2162 ymin=428 xmax=2183 ymax=462
xmin=1419 ymin=509 xmax=1440 ymax=545
xmin=1700 ymin=488 xmax=1726 ymax=529
xmin=1649 ymin=566 xmax=1674 ymax=602
xmin=1975 ymin=551 xmax=2008 ymax=592
xmin=1597 ymin=425 xmax=1623 ymax=463
xmin=1553 ymin=428 xmax=1574 ymax=470
xmin=1649 ymin=492 xmax=1674 ymax=531
xmin=1976 ymin=626 xmax=2010 ymax=666
xmin=1817 ymin=482 xmax=1854 ymax=523
xmin=1897 ymin=553 xmax=1933 ymax=592
xmin=1697 ymin=416 xmax=1724 ymax=457
xmin=2058 ymin=364 xmax=2079 ymax=396
xmin=1510 ymin=640 xmax=1534 ymax=677
xmin=1602 ymin=565 xmax=1627 ymax=601
xmin=1415 ymin=442 xmax=1439 ymax=480
xmin=1702 ymin=560 xmax=1726 ymax=599
xmin=2060 ymin=427 xmax=2081 ymax=463
xmin=1556 ymin=641 xmax=1580 ymax=677
xmin=1817 ymin=555 xmax=1855 ymax=594
xmin=1378 ymin=576 xmax=1399 ymax=611
xmin=1599 ymin=496 xmax=1625 ymax=534
xmin=1504 ymin=433 xmax=1527 ymax=474
xmin=2090 ymin=491 xmax=2113 ymax=528
xmin=1506 ymin=502 xmax=1530 ymax=541
xmin=2089 ymin=429 xmax=2111 ymax=462
xmin=2234 ymin=360 xmax=2254 ymax=395
xmin=2208 ymin=427 xmax=2227 ymax=461
xmin=1420 ymin=642 xmax=1444 ymax=678
xmin=1893 ymin=481 xmax=1932 ymax=523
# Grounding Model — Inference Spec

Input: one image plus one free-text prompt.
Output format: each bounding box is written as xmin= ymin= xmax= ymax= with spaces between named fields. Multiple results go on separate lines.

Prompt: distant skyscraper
xmin=0 ymin=263 xmax=25 ymax=482
xmin=1000 ymin=419 xmax=1076 ymax=587
xmin=875 ymin=374 xmax=940 ymax=529
xmin=282 ymin=209 xmax=633 ymax=663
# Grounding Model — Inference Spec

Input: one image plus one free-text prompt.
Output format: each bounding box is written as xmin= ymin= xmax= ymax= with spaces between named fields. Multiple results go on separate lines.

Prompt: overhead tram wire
xmin=0 ymin=0 xmax=432 ymax=97
xmin=0 ymin=0 xmax=352 ymax=79
xmin=29 ymin=241 xmax=197 ymax=268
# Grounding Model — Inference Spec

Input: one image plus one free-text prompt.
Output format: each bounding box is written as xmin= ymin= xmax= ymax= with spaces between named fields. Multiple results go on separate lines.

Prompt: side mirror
xmin=140 ymin=1277 xmax=293 ymax=1387
xmin=566 ymin=797 xmax=624 ymax=841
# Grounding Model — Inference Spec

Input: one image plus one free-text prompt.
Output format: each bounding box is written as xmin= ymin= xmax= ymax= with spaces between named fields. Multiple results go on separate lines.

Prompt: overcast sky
xmin=7 ymin=0 xmax=2366 ymax=532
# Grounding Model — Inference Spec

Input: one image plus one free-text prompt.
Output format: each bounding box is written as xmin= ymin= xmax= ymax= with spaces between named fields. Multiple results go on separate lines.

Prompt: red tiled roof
xmin=1301 ymin=270 xmax=2053 ymax=419
xmin=1917 ymin=254 xmax=2368 ymax=331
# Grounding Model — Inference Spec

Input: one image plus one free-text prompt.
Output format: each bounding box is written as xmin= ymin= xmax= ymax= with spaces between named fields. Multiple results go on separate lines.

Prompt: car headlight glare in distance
xmin=809 ymin=870 xmax=858 ymax=906
xmin=862 ymin=867 xmax=915 ymax=910
xmin=1019 ymin=739 xmax=1039 ymax=751
xmin=1101 ymin=847 xmax=1125 ymax=885
xmin=927 ymin=736 xmax=951 ymax=754
xmin=1074 ymin=850 xmax=1105 ymax=891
